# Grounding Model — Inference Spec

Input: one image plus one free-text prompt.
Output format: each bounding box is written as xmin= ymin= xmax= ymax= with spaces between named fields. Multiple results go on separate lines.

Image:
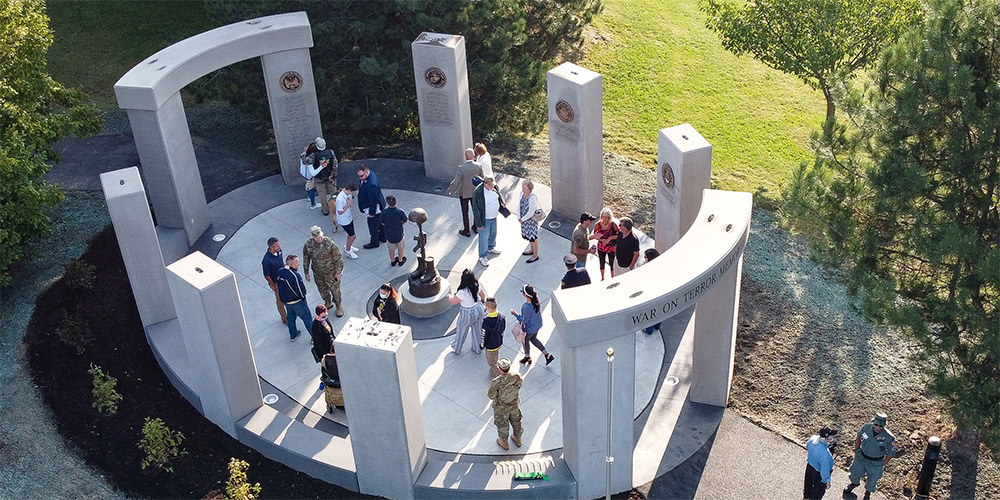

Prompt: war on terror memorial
xmin=108 ymin=12 xmax=750 ymax=500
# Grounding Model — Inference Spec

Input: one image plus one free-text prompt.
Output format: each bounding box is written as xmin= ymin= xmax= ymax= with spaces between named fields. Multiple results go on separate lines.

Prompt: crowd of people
xmin=265 ymin=136 xmax=659 ymax=446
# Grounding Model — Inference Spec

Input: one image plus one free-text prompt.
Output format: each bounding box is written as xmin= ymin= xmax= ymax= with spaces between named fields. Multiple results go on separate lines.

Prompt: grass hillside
xmin=46 ymin=0 xmax=213 ymax=108
xmin=582 ymin=0 xmax=826 ymax=202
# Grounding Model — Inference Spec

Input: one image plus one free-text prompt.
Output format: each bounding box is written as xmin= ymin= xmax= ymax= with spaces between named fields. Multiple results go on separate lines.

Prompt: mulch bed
xmin=23 ymin=226 xmax=365 ymax=499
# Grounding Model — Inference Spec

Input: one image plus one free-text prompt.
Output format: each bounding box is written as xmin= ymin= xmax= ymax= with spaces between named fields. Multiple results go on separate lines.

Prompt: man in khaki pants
xmin=261 ymin=237 xmax=287 ymax=324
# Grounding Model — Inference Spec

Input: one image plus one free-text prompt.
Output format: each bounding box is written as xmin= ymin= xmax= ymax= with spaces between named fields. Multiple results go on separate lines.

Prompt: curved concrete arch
xmin=552 ymin=189 xmax=752 ymax=499
xmin=114 ymin=12 xmax=322 ymax=245
xmin=114 ymin=12 xmax=313 ymax=110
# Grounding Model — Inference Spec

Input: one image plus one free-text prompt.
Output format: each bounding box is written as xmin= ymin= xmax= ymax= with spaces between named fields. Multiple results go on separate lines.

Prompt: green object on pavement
xmin=513 ymin=472 xmax=550 ymax=481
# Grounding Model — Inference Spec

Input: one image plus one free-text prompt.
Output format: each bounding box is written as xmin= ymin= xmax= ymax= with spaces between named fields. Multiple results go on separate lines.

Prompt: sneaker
xmin=290 ymin=330 xmax=301 ymax=342
xmin=344 ymin=249 xmax=359 ymax=259
xmin=399 ymin=256 xmax=407 ymax=266
xmin=310 ymin=203 xmax=321 ymax=210
xmin=488 ymin=248 xmax=501 ymax=255
xmin=390 ymin=259 xmax=398 ymax=267
xmin=479 ymin=257 xmax=490 ymax=267
xmin=519 ymin=356 xmax=531 ymax=364
xmin=459 ymin=230 xmax=471 ymax=237
xmin=544 ymin=353 xmax=555 ymax=365
xmin=349 ymin=246 xmax=360 ymax=253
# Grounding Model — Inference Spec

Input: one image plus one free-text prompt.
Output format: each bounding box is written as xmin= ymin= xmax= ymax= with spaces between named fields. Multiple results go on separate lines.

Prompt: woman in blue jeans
xmin=510 ymin=284 xmax=554 ymax=366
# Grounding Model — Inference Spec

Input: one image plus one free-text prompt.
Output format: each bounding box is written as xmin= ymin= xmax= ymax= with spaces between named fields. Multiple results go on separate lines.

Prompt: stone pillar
xmin=655 ymin=124 xmax=712 ymax=252
xmin=690 ymin=243 xmax=745 ymax=406
xmin=261 ymin=47 xmax=323 ymax=186
xmin=547 ymin=62 xmax=603 ymax=219
xmin=100 ymin=167 xmax=176 ymax=327
xmin=335 ymin=318 xmax=427 ymax=500
xmin=559 ymin=331 xmax=635 ymax=499
xmin=411 ymin=33 xmax=473 ymax=181
xmin=165 ymin=252 xmax=262 ymax=437
xmin=126 ymin=91 xmax=210 ymax=246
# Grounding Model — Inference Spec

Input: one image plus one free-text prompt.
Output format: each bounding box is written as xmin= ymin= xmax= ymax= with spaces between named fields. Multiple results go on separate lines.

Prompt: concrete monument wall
xmin=165 ymin=252 xmax=263 ymax=438
xmin=553 ymin=189 xmax=751 ymax=499
xmin=100 ymin=167 xmax=177 ymax=327
xmin=655 ymin=124 xmax=712 ymax=252
xmin=547 ymin=62 xmax=603 ymax=219
xmin=335 ymin=318 xmax=427 ymax=500
xmin=115 ymin=12 xmax=320 ymax=245
xmin=411 ymin=32 xmax=474 ymax=181
xmin=261 ymin=48 xmax=324 ymax=185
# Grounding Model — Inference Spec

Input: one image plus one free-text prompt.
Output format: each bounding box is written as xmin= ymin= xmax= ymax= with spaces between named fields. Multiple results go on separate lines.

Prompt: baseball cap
xmin=873 ymin=412 xmax=888 ymax=426
xmin=563 ymin=254 xmax=578 ymax=265
xmin=820 ymin=427 xmax=838 ymax=438
xmin=310 ymin=225 xmax=323 ymax=237
xmin=580 ymin=212 xmax=597 ymax=223
xmin=315 ymin=137 xmax=327 ymax=150
xmin=497 ymin=357 xmax=511 ymax=371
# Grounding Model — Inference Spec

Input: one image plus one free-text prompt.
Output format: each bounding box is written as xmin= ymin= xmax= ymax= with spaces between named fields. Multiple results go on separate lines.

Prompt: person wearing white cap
xmin=559 ymin=254 xmax=591 ymax=289
xmin=844 ymin=412 xmax=897 ymax=500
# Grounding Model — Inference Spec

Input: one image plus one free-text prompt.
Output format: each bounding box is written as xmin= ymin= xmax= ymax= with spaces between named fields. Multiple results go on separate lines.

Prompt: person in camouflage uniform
xmin=303 ymin=226 xmax=345 ymax=317
xmin=844 ymin=412 xmax=898 ymax=500
xmin=487 ymin=357 xmax=523 ymax=450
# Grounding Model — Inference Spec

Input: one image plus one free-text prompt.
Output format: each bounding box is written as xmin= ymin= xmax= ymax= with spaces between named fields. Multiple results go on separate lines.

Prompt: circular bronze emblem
xmin=661 ymin=162 xmax=675 ymax=189
xmin=279 ymin=71 xmax=303 ymax=93
xmin=424 ymin=67 xmax=446 ymax=88
xmin=555 ymin=100 xmax=575 ymax=123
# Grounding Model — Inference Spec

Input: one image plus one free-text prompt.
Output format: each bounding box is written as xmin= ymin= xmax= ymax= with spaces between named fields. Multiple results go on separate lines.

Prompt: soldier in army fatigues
xmin=844 ymin=412 xmax=897 ymax=500
xmin=487 ymin=357 xmax=524 ymax=450
xmin=303 ymin=226 xmax=345 ymax=317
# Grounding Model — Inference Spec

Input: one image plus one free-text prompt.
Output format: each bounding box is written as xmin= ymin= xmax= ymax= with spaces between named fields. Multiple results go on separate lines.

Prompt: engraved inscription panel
xmin=421 ymin=89 xmax=454 ymax=126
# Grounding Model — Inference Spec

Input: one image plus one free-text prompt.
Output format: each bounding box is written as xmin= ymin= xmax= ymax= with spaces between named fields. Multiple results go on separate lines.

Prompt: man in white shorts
xmin=334 ymin=183 xmax=360 ymax=259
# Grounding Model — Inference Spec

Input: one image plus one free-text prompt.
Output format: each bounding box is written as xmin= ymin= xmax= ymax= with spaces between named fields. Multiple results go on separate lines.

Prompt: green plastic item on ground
xmin=513 ymin=472 xmax=550 ymax=481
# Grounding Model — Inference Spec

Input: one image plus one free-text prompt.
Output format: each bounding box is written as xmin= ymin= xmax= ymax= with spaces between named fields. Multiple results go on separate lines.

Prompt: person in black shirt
xmin=481 ymin=297 xmax=507 ymax=378
xmin=614 ymin=217 xmax=640 ymax=274
xmin=311 ymin=137 xmax=338 ymax=216
xmin=381 ymin=195 xmax=408 ymax=267
xmin=560 ymin=254 xmax=592 ymax=289
xmin=372 ymin=283 xmax=401 ymax=324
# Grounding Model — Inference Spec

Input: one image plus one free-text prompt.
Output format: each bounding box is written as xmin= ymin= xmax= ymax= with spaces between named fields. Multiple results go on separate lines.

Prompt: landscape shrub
xmin=55 ymin=311 xmax=91 ymax=354
xmin=87 ymin=363 xmax=121 ymax=414
xmin=64 ymin=258 xmax=95 ymax=290
xmin=138 ymin=417 xmax=186 ymax=473
xmin=225 ymin=458 xmax=261 ymax=500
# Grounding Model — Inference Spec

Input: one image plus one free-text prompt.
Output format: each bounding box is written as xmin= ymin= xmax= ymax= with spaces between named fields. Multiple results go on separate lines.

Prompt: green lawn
xmin=46 ymin=0 xmax=214 ymax=108
xmin=45 ymin=0 xmax=822 ymax=203
xmin=582 ymin=0 xmax=826 ymax=202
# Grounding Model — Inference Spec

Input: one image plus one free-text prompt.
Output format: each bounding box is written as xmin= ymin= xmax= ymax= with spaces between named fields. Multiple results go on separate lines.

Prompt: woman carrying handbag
xmin=510 ymin=284 xmax=554 ymax=366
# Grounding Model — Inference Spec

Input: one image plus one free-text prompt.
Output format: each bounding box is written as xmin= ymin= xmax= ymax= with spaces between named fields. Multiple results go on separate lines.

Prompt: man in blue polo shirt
xmin=261 ymin=237 xmax=286 ymax=325
xmin=804 ymin=426 xmax=838 ymax=499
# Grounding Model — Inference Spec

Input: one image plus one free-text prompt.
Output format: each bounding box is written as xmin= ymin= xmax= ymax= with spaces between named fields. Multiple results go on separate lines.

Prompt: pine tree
xmin=787 ymin=0 xmax=1000 ymax=453
xmin=201 ymin=0 xmax=601 ymax=141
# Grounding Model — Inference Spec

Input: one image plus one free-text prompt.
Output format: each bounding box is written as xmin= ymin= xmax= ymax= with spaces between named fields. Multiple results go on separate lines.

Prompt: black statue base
xmin=408 ymin=256 xmax=442 ymax=298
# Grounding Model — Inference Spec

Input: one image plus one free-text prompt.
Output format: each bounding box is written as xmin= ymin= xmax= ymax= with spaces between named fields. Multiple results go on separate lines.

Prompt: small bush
xmin=88 ymin=363 xmax=121 ymax=414
xmin=55 ymin=311 xmax=91 ymax=354
xmin=225 ymin=458 xmax=261 ymax=500
xmin=64 ymin=258 xmax=95 ymax=290
xmin=138 ymin=417 xmax=186 ymax=473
